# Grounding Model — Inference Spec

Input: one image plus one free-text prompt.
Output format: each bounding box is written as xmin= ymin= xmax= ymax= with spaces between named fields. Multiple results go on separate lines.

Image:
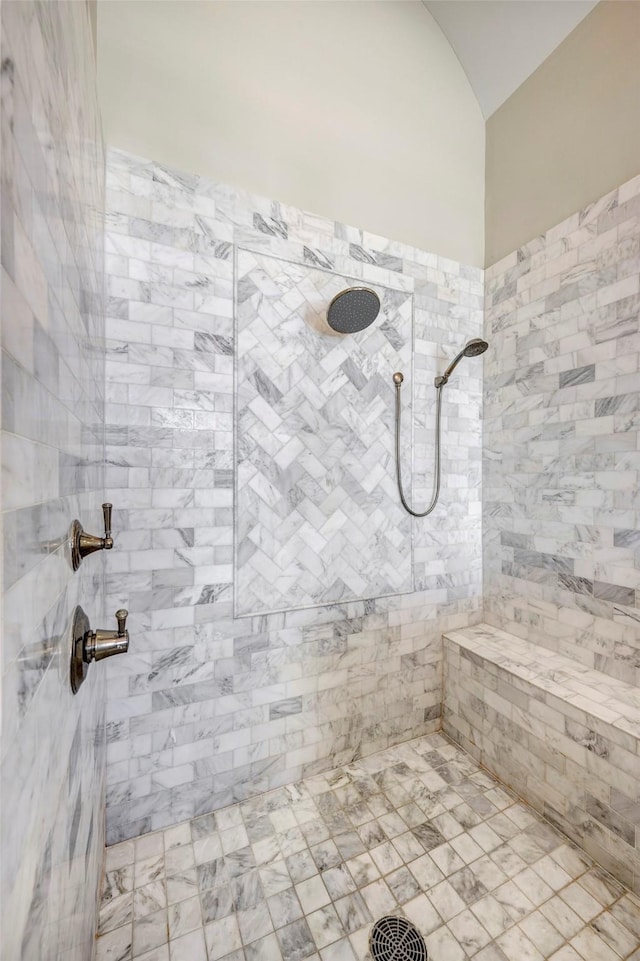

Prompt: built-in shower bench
xmin=443 ymin=623 xmax=640 ymax=893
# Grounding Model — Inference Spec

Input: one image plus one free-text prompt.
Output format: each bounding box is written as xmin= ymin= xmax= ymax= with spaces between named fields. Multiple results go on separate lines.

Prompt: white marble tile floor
xmin=96 ymin=733 xmax=640 ymax=960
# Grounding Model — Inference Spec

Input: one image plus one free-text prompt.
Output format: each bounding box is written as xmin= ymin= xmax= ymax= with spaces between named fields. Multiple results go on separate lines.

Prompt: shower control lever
xmin=71 ymin=503 xmax=114 ymax=570
xmin=70 ymin=606 xmax=130 ymax=693
xmin=85 ymin=609 xmax=129 ymax=662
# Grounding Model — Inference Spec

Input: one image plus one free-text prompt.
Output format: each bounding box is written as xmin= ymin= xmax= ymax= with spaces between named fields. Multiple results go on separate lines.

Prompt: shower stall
xmin=2 ymin=2 xmax=640 ymax=960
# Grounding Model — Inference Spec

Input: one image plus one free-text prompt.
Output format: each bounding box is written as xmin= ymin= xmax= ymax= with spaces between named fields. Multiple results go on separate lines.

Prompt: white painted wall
xmin=97 ymin=0 xmax=485 ymax=266
xmin=423 ymin=0 xmax=597 ymax=118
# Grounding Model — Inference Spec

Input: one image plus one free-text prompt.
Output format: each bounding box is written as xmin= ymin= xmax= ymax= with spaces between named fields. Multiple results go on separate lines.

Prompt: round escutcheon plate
xmin=70 ymin=605 xmax=90 ymax=694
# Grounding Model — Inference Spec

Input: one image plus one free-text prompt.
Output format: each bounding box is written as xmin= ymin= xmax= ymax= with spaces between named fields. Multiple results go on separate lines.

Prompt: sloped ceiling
xmin=423 ymin=0 xmax=598 ymax=117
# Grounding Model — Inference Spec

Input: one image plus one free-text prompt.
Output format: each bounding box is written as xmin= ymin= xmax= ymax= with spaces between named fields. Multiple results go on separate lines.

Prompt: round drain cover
xmin=369 ymin=916 xmax=428 ymax=961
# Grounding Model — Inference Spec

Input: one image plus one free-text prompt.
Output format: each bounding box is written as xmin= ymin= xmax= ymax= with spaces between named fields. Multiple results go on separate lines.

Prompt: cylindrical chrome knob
xmin=103 ymin=503 xmax=113 ymax=547
xmin=115 ymin=609 xmax=128 ymax=635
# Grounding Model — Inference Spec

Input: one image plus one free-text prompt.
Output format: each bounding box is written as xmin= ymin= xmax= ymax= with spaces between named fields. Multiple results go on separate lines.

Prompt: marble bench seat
xmin=443 ymin=622 xmax=640 ymax=894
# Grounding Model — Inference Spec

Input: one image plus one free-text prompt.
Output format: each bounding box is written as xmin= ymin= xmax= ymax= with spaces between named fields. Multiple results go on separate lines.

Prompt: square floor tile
xmin=296 ymin=876 xmax=331 ymax=915
xmin=268 ymin=888 xmax=304 ymax=930
xmin=204 ymin=915 xmax=242 ymax=961
xmin=275 ymin=919 xmax=316 ymax=961
xmin=448 ymin=908 xmax=492 ymax=955
xmin=168 ymin=928 xmax=207 ymax=961
xmin=385 ymin=866 xmax=420 ymax=904
xmin=95 ymin=734 xmax=640 ymax=961
xmin=306 ymin=905 xmax=344 ymax=949
xmin=333 ymin=893 xmax=372 ymax=935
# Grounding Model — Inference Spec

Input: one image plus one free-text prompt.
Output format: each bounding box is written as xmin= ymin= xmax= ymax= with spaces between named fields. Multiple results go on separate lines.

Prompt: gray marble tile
xmin=386 ymin=866 xmax=421 ymax=904
xmin=100 ymin=893 xmax=135 ymax=935
xmin=333 ymin=891 xmax=372 ymax=934
xmin=267 ymin=888 xmax=304 ymax=930
xmin=201 ymin=887 xmax=234 ymax=925
xmin=320 ymin=865 xmax=356 ymax=901
xmin=133 ymin=881 xmax=167 ymax=920
xmin=275 ymin=918 xmax=316 ymax=961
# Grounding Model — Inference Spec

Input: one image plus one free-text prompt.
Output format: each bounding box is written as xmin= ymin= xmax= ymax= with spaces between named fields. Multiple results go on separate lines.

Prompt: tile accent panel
xmin=444 ymin=623 xmax=640 ymax=895
xmin=236 ymin=249 xmax=413 ymax=615
xmin=104 ymin=148 xmax=484 ymax=844
xmin=0 ymin=3 xmax=106 ymax=960
xmin=483 ymin=173 xmax=640 ymax=681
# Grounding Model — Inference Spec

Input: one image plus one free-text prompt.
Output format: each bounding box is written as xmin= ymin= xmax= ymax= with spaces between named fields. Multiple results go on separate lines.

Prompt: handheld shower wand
xmin=393 ymin=338 xmax=488 ymax=517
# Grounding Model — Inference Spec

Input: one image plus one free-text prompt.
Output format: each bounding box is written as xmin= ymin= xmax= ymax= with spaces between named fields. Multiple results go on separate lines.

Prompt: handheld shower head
xmin=435 ymin=338 xmax=488 ymax=387
xmin=462 ymin=338 xmax=488 ymax=358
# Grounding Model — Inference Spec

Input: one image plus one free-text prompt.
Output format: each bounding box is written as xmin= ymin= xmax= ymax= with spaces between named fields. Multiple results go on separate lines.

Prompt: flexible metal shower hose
xmin=394 ymin=379 xmax=444 ymax=517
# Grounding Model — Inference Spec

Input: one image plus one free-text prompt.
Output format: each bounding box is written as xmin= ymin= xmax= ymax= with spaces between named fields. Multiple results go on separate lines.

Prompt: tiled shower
xmin=0 ymin=2 xmax=639 ymax=961
xmin=102 ymin=147 xmax=483 ymax=845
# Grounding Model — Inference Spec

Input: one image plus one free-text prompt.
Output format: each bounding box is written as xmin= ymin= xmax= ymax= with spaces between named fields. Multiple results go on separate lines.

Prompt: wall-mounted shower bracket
xmin=70 ymin=503 xmax=113 ymax=570
xmin=70 ymin=605 xmax=129 ymax=694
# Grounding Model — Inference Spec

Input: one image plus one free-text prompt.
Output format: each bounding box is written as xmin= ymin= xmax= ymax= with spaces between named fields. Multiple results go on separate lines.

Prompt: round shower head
xmin=463 ymin=338 xmax=489 ymax=357
xmin=326 ymin=287 xmax=381 ymax=334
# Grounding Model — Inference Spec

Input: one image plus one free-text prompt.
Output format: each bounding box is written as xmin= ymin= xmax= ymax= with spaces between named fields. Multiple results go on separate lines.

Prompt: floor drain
xmin=369 ymin=916 xmax=428 ymax=961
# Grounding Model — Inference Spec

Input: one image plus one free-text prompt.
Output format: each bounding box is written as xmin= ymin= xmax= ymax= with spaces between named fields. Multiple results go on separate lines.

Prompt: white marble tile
xmin=97 ymin=733 xmax=640 ymax=961
xmin=104 ymin=148 xmax=483 ymax=844
xmin=96 ymin=924 xmax=133 ymax=961
xmin=169 ymin=929 xmax=207 ymax=961
xmin=132 ymin=909 xmax=168 ymax=956
xmin=296 ymin=876 xmax=331 ymax=915
xmin=305 ymin=905 xmax=344 ymax=949
xmin=204 ymin=915 xmax=242 ymax=961
xmin=0 ymin=2 xmax=107 ymax=960
xmin=168 ymin=895 xmax=201 ymax=940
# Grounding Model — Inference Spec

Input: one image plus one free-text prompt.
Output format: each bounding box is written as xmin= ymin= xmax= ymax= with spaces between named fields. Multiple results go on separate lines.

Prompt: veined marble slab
xmin=235 ymin=249 xmax=414 ymax=616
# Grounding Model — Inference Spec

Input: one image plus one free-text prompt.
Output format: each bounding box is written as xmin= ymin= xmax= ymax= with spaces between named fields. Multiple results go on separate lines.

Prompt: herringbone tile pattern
xmin=236 ymin=250 xmax=414 ymax=616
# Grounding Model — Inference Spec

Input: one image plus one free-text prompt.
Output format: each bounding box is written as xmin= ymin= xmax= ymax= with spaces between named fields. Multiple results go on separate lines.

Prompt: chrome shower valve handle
xmin=70 ymin=502 xmax=114 ymax=570
xmin=84 ymin=609 xmax=129 ymax=662
xmin=70 ymin=606 xmax=130 ymax=693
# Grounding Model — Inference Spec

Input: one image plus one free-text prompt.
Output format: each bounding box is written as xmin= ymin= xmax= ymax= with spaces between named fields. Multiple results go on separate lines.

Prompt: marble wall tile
xmin=0 ymin=2 xmax=106 ymax=959
xmin=483 ymin=173 xmax=640 ymax=681
xmin=443 ymin=623 xmax=640 ymax=894
xmin=235 ymin=249 xmax=414 ymax=615
xmin=104 ymin=147 xmax=484 ymax=844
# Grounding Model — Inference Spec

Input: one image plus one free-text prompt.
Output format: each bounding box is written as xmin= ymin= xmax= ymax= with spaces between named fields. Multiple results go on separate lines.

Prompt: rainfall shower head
xmin=435 ymin=338 xmax=488 ymax=387
xmin=326 ymin=287 xmax=381 ymax=334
